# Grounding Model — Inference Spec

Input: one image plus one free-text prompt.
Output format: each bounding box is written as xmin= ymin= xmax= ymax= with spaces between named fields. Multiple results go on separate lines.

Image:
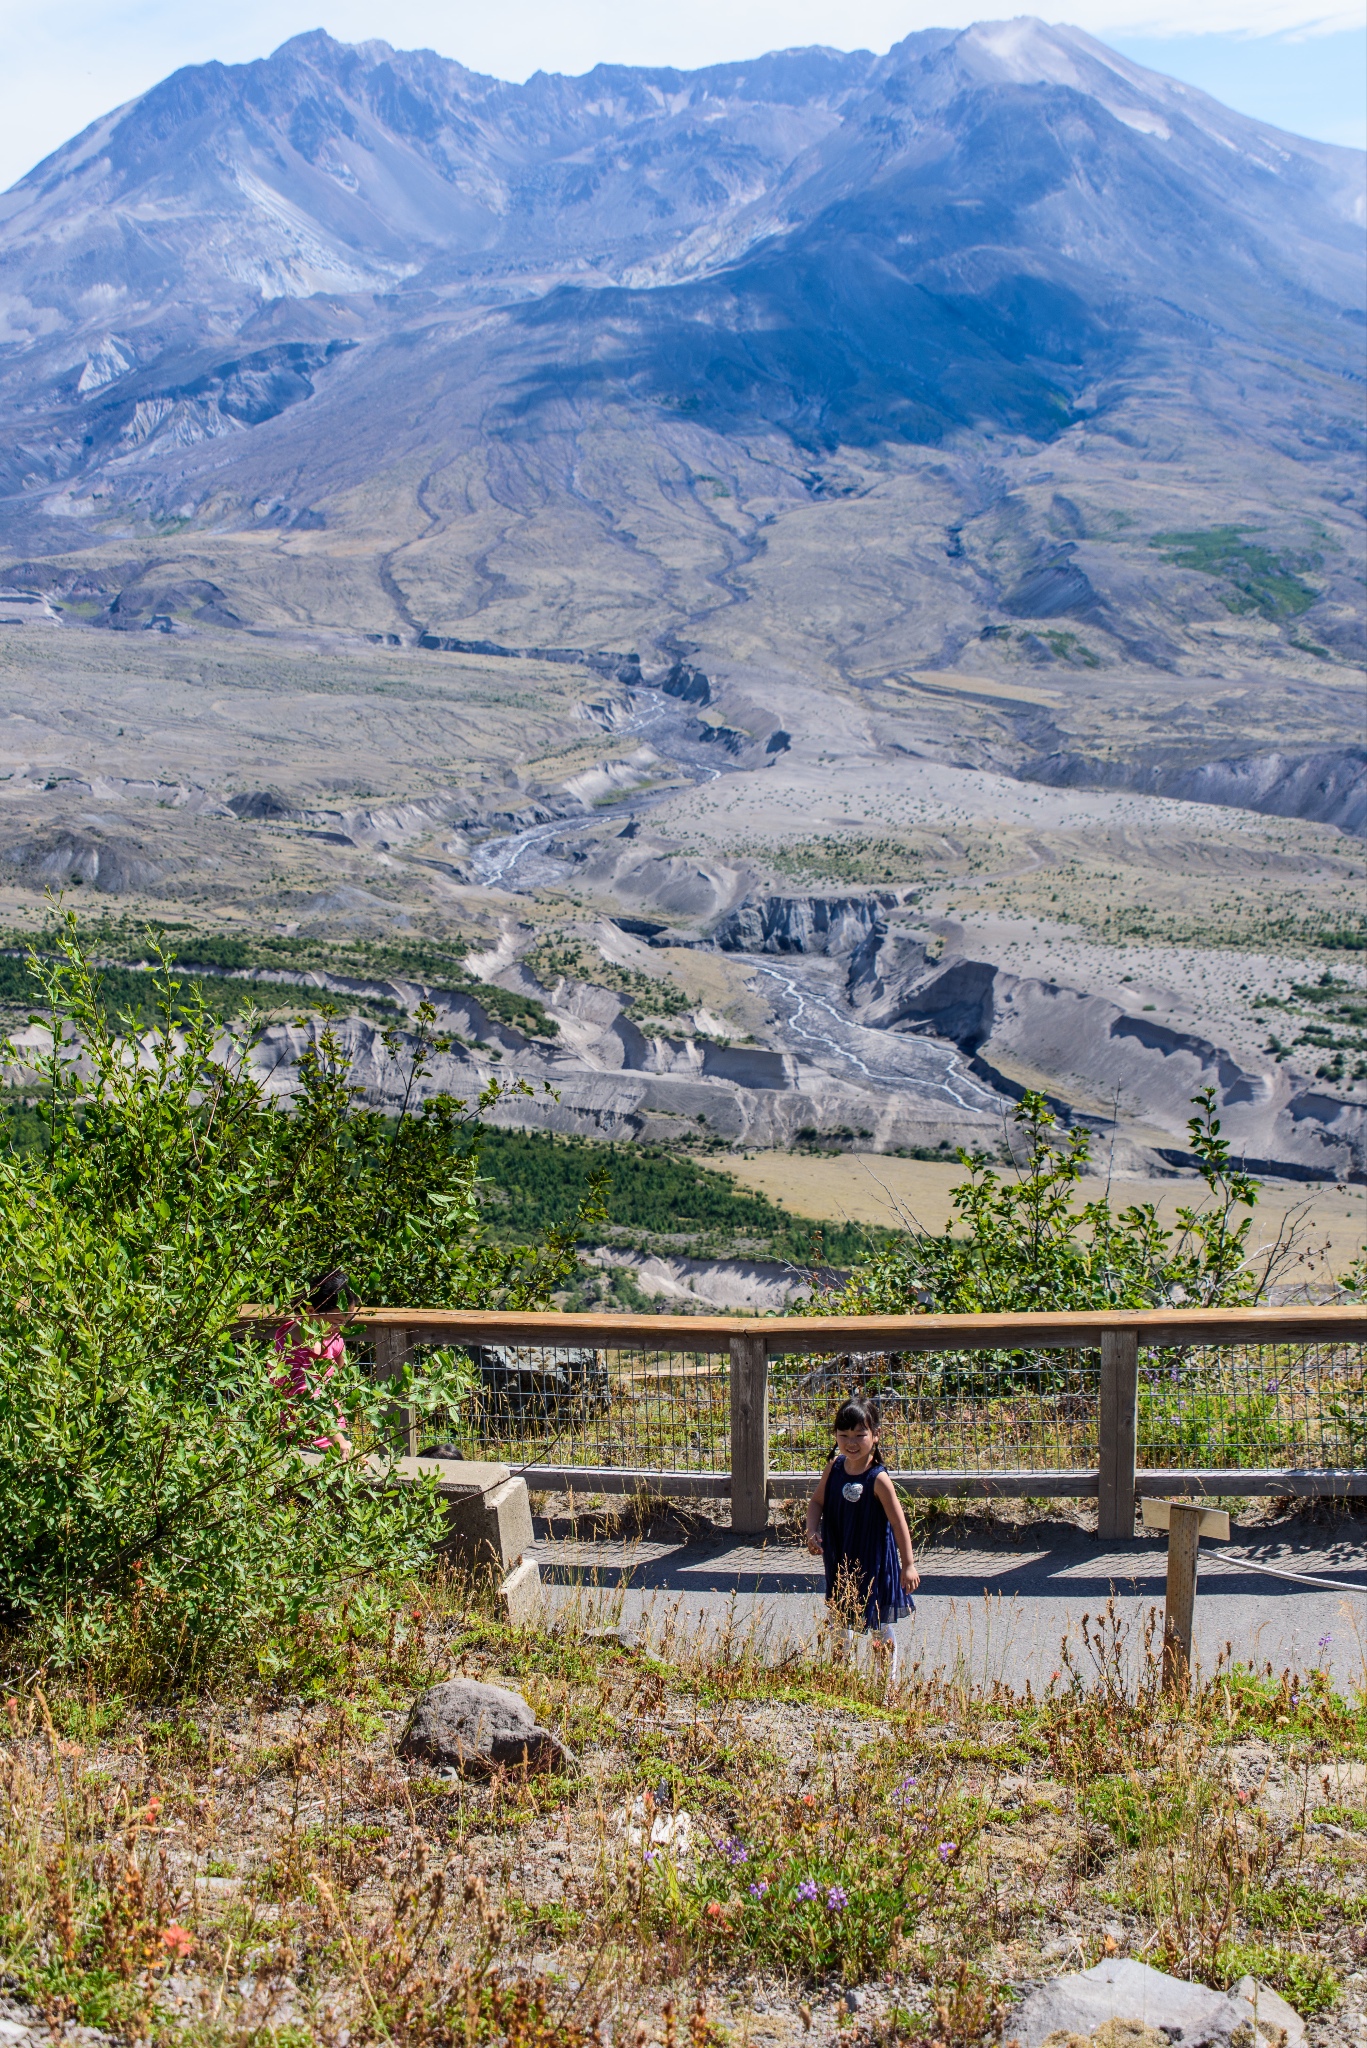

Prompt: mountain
xmin=1 ymin=20 xmax=1363 ymax=683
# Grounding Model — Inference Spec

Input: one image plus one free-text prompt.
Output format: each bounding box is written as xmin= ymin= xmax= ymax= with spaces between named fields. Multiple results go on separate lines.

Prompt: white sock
xmin=874 ymin=1622 xmax=900 ymax=1681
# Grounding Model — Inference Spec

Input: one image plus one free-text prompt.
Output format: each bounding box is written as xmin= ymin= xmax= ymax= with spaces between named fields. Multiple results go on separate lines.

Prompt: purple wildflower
xmin=723 ymin=1837 xmax=749 ymax=1866
xmin=826 ymin=1886 xmax=849 ymax=1912
xmin=1317 ymin=1634 xmax=1333 ymax=1651
xmin=938 ymin=1841 xmax=956 ymax=1862
xmin=748 ymin=1880 xmax=770 ymax=1900
xmin=795 ymin=1878 xmax=820 ymax=1904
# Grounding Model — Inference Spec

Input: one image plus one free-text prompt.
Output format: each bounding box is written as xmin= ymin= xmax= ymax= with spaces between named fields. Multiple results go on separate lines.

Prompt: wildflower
xmin=1317 ymin=1634 xmax=1333 ymax=1651
xmin=160 ymin=1923 xmax=194 ymax=1957
xmin=706 ymin=1901 xmax=726 ymax=1921
xmin=937 ymin=1841 xmax=956 ymax=1862
xmin=826 ymin=1886 xmax=849 ymax=1912
xmin=801 ymin=1792 xmax=816 ymax=1808
xmin=748 ymin=1880 xmax=770 ymax=1900
xmin=644 ymin=1849 xmax=658 ymax=1866
xmin=795 ymin=1878 xmax=820 ymax=1903
xmin=723 ymin=1837 xmax=749 ymax=1866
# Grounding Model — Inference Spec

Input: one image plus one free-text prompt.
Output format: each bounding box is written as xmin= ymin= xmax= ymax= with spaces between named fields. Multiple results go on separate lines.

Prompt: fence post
xmin=729 ymin=1334 xmax=770 ymax=1534
xmin=1097 ymin=1328 xmax=1139 ymax=1540
xmin=1162 ymin=1502 xmax=1202 ymax=1692
xmin=374 ymin=1324 xmax=420 ymax=1458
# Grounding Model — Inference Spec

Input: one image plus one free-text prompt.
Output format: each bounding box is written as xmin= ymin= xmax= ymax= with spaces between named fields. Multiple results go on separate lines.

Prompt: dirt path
xmin=535 ymin=1517 xmax=1367 ymax=1693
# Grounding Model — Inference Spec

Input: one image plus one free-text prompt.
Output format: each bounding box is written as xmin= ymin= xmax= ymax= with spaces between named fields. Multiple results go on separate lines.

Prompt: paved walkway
xmin=531 ymin=1518 xmax=1367 ymax=1693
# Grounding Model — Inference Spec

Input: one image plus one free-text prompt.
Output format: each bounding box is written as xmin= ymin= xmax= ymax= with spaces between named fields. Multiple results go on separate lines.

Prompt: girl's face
xmin=835 ymin=1423 xmax=876 ymax=1463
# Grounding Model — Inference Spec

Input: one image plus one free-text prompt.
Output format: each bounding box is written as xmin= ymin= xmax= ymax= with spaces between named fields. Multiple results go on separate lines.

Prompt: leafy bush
xmin=0 ymin=919 xmax=592 ymax=1671
xmin=808 ymin=1090 xmax=1272 ymax=1317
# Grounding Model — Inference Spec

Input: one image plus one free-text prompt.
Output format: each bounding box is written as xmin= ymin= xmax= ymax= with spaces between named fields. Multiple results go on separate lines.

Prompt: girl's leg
xmin=872 ymin=1622 xmax=900 ymax=1682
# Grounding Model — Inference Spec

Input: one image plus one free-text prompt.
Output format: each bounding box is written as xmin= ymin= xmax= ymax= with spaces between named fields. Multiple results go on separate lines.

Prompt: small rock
xmin=1013 ymin=1960 xmax=1262 ymax=2048
xmin=398 ymin=1678 xmax=573 ymax=1775
xmin=584 ymin=1624 xmax=636 ymax=1649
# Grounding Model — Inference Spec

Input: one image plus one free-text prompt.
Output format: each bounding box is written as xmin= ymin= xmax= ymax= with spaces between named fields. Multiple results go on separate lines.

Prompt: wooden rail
xmin=239 ymin=1303 xmax=1366 ymax=1537
xmin=240 ymin=1304 xmax=1366 ymax=1355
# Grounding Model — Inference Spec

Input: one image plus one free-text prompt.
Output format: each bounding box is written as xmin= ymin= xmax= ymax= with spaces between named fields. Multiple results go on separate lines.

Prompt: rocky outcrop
xmin=244 ymin=1008 xmax=995 ymax=1153
xmin=561 ymin=836 xmax=751 ymax=920
xmin=713 ymin=894 xmax=898 ymax=956
xmin=1024 ymin=746 xmax=1367 ymax=837
xmin=587 ymin=1247 xmax=813 ymax=1312
xmin=856 ymin=947 xmax=1367 ymax=1178
xmin=0 ymin=830 xmax=171 ymax=893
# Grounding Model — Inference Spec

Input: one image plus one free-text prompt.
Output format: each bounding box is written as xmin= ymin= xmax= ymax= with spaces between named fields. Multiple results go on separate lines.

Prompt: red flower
xmin=160 ymin=1923 xmax=194 ymax=1957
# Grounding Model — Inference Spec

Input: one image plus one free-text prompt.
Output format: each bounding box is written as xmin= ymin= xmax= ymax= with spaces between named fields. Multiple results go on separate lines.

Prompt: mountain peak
xmin=0 ymin=16 xmax=1360 ymax=670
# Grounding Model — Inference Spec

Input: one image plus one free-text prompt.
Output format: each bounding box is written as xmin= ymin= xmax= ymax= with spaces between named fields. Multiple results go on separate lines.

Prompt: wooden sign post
xmin=1142 ymin=1498 xmax=1230 ymax=1691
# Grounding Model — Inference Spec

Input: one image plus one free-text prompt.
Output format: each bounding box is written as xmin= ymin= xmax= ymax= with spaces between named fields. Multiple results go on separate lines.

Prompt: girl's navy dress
xmin=821 ymin=1454 xmax=910 ymax=1627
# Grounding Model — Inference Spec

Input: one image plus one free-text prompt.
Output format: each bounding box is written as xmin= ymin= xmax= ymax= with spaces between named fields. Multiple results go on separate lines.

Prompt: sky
xmin=1 ymin=0 xmax=1364 ymax=192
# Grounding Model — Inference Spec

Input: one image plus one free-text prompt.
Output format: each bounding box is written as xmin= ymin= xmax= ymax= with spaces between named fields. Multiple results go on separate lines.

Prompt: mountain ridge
xmin=0 ymin=18 xmax=1362 ymax=692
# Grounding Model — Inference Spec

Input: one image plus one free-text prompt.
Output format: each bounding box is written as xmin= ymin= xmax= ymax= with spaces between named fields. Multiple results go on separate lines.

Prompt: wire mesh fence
xmin=767 ymin=1347 xmax=1101 ymax=1473
xmin=399 ymin=1339 xmax=732 ymax=1473
xmin=345 ymin=1325 xmax=1365 ymax=1483
xmin=1136 ymin=1339 xmax=1366 ymax=1470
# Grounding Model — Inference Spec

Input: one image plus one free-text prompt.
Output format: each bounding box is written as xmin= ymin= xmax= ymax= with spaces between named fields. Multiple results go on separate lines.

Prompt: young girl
xmin=806 ymin=1396 xmax=919 ymax=1679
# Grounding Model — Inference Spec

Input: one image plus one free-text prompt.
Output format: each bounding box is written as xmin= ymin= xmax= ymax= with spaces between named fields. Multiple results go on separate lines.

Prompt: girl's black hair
xmin=834 ymin=1396 xmax=880 ymax=1434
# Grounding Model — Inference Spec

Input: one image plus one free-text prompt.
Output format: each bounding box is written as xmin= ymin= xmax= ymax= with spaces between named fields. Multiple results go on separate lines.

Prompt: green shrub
xmin=0 ymin=918 xmax=593 ymax=1672
xmin=807 ymin=1089 xmax=1270 ymax=1316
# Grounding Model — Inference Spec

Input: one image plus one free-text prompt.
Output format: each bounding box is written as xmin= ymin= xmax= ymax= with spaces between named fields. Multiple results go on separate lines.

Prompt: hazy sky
xmin=2 ymin=0 xmax=1364 ymax=192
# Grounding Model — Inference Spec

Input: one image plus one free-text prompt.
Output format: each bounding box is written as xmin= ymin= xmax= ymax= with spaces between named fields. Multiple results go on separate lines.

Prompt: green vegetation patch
xmin=0 ymin=948 xmax=402 ymax=1029
xmin=1151 ymin=527 xmax=1320 ymax=621
xmin=474 ymin=1128 xmax=887 ymax=1265
xmin=0 ymin=922 xmax=559 ymax=1039
xmin=528 ymin=936 xmax=689 ymax=1024
xmin=767 ymin=836 xmax=929 ymax=886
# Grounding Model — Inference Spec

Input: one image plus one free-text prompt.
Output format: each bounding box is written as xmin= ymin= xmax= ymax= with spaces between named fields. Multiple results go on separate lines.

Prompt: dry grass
xmin=722 ymin=1156 xmax=1367 ymax=1273
xmin=2 ymin=1564 xmax=1364 ymax=2047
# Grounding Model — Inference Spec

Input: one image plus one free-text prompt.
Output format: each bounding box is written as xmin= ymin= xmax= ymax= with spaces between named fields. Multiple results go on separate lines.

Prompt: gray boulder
xmin=1011 ymin=1960 xmax=1294 ymax=2048
xmin=397 ymin=1678 xmax=572 ymax=1776
xmin=1231 ymin=1979 xmax=1306 ymax=2048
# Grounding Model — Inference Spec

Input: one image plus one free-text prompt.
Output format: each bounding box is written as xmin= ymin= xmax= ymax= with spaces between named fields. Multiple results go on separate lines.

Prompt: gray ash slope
xmin=1 ymin=23 xmax=1363 ymax=699
xmin=4 ymin=21 xmax=1360 ymax=458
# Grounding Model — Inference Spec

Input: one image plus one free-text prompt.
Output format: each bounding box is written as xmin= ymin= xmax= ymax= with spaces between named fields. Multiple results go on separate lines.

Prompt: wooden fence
xmin=241 ymin=1304 xmax=1367 ymax=1537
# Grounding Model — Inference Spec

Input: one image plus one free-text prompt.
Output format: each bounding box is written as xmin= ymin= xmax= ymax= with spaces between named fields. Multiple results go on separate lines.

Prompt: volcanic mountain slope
xmin=0 ymin=19 xmax=1362 ymax=692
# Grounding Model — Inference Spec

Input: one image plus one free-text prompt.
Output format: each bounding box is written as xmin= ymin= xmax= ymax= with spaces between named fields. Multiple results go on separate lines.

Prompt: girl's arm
xmin=805 ymin=1459 xmax=835 ymax=1556
xmin=874 ymin=1470 xmax=921 ymax=1592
